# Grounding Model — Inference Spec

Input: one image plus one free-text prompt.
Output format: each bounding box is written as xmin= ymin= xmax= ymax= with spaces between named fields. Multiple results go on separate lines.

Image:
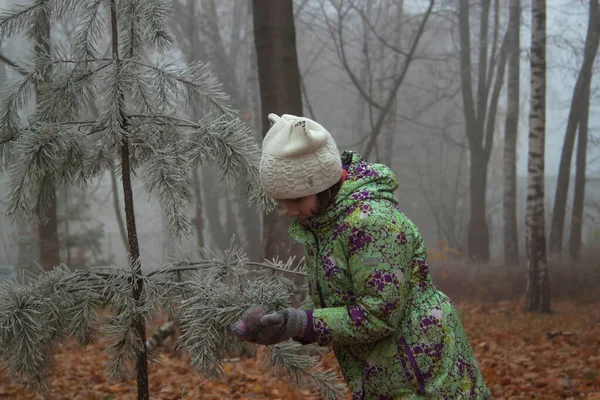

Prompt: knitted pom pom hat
xmin=259 ymin=113 xmax=342 ymax=199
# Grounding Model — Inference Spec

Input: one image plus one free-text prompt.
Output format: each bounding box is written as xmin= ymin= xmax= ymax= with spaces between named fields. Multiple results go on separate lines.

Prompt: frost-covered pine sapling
xmin=0 ymin=1 xmax=344 ymax=399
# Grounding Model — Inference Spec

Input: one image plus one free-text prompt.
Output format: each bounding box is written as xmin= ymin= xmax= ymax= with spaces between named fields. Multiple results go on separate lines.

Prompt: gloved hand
xmin=232 ymin=306 xmax=266 ymax=343
xmin=232 ymin=307 xmax=308 ymax=346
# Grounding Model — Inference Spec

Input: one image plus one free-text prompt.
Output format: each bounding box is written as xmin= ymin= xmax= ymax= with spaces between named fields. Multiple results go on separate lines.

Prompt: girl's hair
xmin=276 ymin=176 xmax=343 ymax=217
xmin=312 ymin=178 xmax=343 ymax=216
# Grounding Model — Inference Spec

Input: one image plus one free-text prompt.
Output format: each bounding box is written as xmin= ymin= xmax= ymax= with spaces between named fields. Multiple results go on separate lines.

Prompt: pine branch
xmin=0 ymin=75 xmax=37 ymax=136
xmin=53 ymin=129 xmax=92 ymax=185
xmin=0 ymin=52 xmax=28 ymax=75
xmin=148 ymin=240 xmax=249 ymax=280
xmin=178 ymin=275 xmax=290 ymax=377
xmin=51 ymin=0 xmax=80 ymax=21
xmin=118 ymin=0 xmax=144 ymax=59
xmin=140 ymin=139 xmax=194 ymax=238
xmin=129 ymin=113 xmax=198 ymax=128
xmin=63 ymin=287 xmax=102 ymax=346
xmin=102 ymin=307 xmax=144 ymax=381
xmin=73 ymin=1 xmax=106 ymax=60
xmin=131 ymin=59 xmax=233 ymax=116
xmin=95 ymin=59 xmax=134 ymax=146
xmin=265 ymin=342 xmax=346 ymax=400
xmin=0 ymin=248 xmax=340 ymax=394
xmin=0 ymin=266 xmax=73 ymax=391
xmin=183 ymin=115 xmax=274 ymax=212
xmin=4 ymin=124 xmax=67 ymax=221
xmin=140 ymin=0 xmax=173 ymax=51
xmin=0 ymin=2 xmax=46 ymax=41
xmin=247 ymin=258 xmax=308 ymax=278
xmin=127 ymin=113 xmax=274 ymax=214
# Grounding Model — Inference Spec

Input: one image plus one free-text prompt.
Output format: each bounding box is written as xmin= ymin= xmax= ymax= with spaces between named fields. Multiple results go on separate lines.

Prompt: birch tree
xmin=526 ymin=0 xmax=551 ymax=313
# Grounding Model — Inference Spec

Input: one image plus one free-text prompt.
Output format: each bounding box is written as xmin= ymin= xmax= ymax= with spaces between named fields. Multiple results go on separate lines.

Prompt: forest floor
xmin=1 ymin=298 xmax=599 ymax=400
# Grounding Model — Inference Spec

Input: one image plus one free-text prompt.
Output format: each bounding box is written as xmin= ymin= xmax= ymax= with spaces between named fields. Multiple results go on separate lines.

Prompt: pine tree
xmin=0 ymin=1 xmax=344 ymax=399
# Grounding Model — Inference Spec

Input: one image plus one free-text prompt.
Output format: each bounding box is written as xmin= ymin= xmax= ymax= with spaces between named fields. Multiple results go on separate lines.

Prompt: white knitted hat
xmin=259 ymin=113 xmax=342 ymax=199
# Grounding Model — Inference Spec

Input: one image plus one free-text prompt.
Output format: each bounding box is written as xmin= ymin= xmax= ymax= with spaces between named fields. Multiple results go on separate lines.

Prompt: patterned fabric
xmin=290 ymin=151 xmax=490 ymax=399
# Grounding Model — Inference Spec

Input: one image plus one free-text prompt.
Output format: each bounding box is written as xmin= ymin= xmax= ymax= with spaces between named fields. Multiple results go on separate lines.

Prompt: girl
xmin=233 ymin=114 xmax=490 ymax=399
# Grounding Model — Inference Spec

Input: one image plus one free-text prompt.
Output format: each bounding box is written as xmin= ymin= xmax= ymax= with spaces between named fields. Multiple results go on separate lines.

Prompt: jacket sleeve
xmin=311 ymin=215 xmax=413 ymax=346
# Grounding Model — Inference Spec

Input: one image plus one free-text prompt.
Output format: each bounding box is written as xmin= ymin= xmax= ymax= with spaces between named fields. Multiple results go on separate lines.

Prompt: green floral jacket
xmin=290 ymin=151 xmax=490 ymax=399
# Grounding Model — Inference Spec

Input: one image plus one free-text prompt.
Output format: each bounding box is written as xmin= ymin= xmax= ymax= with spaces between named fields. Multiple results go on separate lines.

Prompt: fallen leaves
xmin=460 ymin=299 xmax=600 ymax=400
xmin=0 ymin=299 xmax=599 ymax=399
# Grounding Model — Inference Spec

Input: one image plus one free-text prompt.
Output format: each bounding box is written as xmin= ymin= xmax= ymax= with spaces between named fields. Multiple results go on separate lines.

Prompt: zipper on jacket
xmin=311 ymin=231 xmax=326 ymax=308
xmin=401 ymin=336 xmax=425 ymax=395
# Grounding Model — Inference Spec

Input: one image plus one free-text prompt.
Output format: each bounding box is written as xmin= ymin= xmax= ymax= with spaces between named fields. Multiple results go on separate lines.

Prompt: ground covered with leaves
xmin=1 ymin=299 xmax=599 ymax=399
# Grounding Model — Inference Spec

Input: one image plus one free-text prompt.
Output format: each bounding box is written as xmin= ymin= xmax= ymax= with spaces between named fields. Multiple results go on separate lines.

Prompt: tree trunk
xmin=569 ymin=84 xmax=590 ymax=261
xmin=252 ymin=0 xmax=305 ymax=261
xmin=121 ymin=139 xmax=149 ymax=400
xmin=526 ymin=0 xmax=550 ymax=314
xmin=503 ymin=0 xmax=521 ymax=267
xmin=109 ymin=1 xmax=149 ymax=398
xmin=468 ymin=152 xmax=490 ymax=262
xmin=549 ymin=0 xmax=600 ymax=255
xmin=35 ymin=5 xmax=60 ymax=271
xmin=458 ymin=0 xmax=506 ymax=263
xmin=110 ymin=162 xmax=129 ymax=251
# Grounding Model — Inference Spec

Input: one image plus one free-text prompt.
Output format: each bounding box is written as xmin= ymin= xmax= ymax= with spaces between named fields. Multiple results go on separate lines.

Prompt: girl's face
xmin=276 ymin=195 xmax=317 ymax=220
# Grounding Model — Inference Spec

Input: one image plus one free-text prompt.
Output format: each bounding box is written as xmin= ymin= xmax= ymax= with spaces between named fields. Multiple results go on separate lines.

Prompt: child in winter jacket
xmin=233 ymin=114 xmax=490 ymax=399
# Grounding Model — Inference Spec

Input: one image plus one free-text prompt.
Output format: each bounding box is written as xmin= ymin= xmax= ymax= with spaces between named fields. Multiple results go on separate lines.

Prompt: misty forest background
xmin=0 ymin=0 xmax=599 ymax=301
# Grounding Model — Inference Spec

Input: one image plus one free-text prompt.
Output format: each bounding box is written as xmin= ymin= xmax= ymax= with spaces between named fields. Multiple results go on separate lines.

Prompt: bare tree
xmin=314 ymin=0 xmax=435 ymax=159
xmin=458 ymin=0 xmax=509 ymax=263
xmin=526 ymin=0 xmax=550 ymax=314
xmin=549 ymin=0 xmax=600 ymax=255
xmin=503 ymin=0 xmax=521 ymax=267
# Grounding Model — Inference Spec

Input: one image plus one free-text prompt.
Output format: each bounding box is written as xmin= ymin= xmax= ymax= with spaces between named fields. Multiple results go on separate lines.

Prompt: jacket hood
xmin=292 ymin=151 xmax=399 ymax=235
